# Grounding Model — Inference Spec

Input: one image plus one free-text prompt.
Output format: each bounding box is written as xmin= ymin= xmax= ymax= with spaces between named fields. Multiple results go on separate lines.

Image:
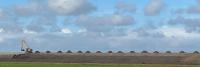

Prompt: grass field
xmin=0 ymin=62 xmax=200 ymax=67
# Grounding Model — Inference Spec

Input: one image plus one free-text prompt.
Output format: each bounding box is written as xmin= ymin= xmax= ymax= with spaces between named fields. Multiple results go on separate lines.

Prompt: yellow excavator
xmin=21 ymin=40 xmax=33 ymax=53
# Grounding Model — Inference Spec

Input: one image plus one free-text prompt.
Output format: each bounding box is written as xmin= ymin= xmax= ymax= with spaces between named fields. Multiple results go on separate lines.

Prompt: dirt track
xmin=1 ymin=53 xmax=200 ymax=65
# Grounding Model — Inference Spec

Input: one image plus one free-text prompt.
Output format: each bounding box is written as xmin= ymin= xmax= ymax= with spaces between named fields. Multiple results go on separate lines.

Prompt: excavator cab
xmin=21 ymin=49 xmax=25 ymax=51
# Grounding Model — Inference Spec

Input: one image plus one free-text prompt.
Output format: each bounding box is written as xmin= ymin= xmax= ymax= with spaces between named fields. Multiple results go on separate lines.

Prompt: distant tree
xmin=166 ymin=51 xmax=172 ymax=53
xmin=117 ymin=51 xmax=124 ymax=53
xmin=96 ymin=51 xmax=102 ymax=53
xmin=85 ymin=51 xmax=91 ymax=53
xmin=108 ymin=51 xmax=113 ymax=53
xmin=141 ymin=51 xmax=148 ymax=53
xmin=57 ymin=51 xmax=63 ymax=53
xmin=66 ymin=50 xmax=72 ymax=53
xmin=179 ymin=51 xmax=186 ymax=54
xmin=46 ymin=51 xmax=51 ymax=53
xmin=35 ymin=51 xmax=40 ymax=53
xmin=153 ymin=51 xmax=159 ymax=53
xmin=130 ymin=51 xmax=136 ymax=53
xmin=193 ymin=51 xmax=199 ymax=54
xmin=77 ymin=51 xmax=83 ymax=53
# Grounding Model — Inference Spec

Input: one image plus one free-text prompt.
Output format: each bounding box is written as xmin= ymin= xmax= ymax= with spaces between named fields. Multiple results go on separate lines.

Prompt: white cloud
xmin=76 ymin=14 xmax=134 ymax=32
xmin=77 ymin=28 xmax=87 ymax=33
xmin=15 ymin=2 xmax=43 ymax=16
xmin=23 ymin=29 xmax=37 ymax=34
xmin=48 ymin=0 xmax=96 ymax=15
xmin=116 ymin=2 xmax=136 ymax=13
xmin=61 ymin=28 xmax=72 ymax=34
xmin=0 ymin=9 xmax=8 ymax=20
xmin=144 ymin=0 xmax=164 ymax=16
xmin=0 ymin=28 xmax=4 ymax=33
xmin=0 ymin=9 xmax=3 ymax=18
xmin=168 ymin=16 xmax=200 ymax=33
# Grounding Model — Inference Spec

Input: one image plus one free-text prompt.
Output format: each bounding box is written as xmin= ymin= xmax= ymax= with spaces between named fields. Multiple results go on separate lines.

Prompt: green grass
xmin=0 ymin=62 xmax=200 ymax=67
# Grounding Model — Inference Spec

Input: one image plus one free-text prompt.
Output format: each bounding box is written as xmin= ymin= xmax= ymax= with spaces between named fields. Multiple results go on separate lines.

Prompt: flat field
xmin=0 ymin=62 xmax=200 ymax=67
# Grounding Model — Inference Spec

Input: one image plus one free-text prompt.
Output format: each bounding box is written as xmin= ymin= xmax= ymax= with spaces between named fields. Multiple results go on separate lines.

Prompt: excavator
xmin=21 ymin=40 xmax=33 ymax=53
xmin=12 ymin=40 xmax=33 ymax=59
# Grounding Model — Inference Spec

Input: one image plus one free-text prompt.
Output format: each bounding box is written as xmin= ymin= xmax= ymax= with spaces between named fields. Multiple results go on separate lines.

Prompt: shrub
xmin=166 ymin=51 xmax=172 ymax=53
xmin=117 ymin=51 xmax=124 ymax=53
xmin=46 ymin=51 xmax=51 ymax=53
xmin=141 ymin=51 xmax=148 ymax=53
xmin=85 ymin=51 xmax=91 ymax=53
xmin=193 ymin=51 xmax=199 ymax=54
xmin=179 ymin=51 xmax=186 ymax=53
xmin=130 ymin=51 xmax=136 ymax=53
xmin=77 ymin=51 xmax=83 ymax=53
xmin=66 ymin=50 xmax=72 ymax=53
xmin=96 ymin=51 xmax=102 ymax=53
xmin=57 ymin=51 xmax=63 ymax=53
xmin=153 ymin=51 xmax=159 ymax=53
xmin=108 ymin=51 xmax=113 ymax=53
xmin=35 ymin=51 xmax=40 ymax=53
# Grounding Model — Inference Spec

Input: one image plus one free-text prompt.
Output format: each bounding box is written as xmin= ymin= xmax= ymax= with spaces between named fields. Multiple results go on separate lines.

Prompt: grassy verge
xmin=0 ymin=62 xmax=200 ymax=67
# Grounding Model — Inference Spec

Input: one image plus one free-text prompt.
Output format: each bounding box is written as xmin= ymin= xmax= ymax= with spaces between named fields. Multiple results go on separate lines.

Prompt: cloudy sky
xmin=0 ymin=0 xmax=200 ymax=52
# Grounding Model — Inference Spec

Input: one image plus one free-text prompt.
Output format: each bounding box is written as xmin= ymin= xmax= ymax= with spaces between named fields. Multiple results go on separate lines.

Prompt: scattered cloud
xmin=144 ymin=0 xmax=164 ymax=16
xmin=0 ymin=0 xmax=200 ymax=51
xmin=48 ymin=0 xmax=96 ymax=15
xmin=61 ymin=28 xmax=72 ymax=34
xmin=76 ymin=14 xmax=134 ymax=33
xmin=168 ymin=16 xmax=200 ymax=33
xmin=115 ymin=2 xmax=136 ymax=13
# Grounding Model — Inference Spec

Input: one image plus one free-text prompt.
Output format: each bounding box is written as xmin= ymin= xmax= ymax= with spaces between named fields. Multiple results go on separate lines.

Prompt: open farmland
xmin=1 ymin=53 xmax=200 ymax=65
xmin=1 ymin=62 xmax=200 ymax=67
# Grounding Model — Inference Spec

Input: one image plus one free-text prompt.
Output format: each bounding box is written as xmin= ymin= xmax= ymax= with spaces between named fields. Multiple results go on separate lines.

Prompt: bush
xmin=166 ymin=51 xmax=172 ymax=53
xmin=77 ymin=51 xmax=83 ymax=53
xmin=130 ymin=51 xmax=136 ymax=53
xmin=85 ymin=51 xmax=91 ymax=53
xmin=57 ymin=51 xmax=63 ymax=53
xmin=108 ymin=51 xmax=113 ymax=53
xmin=193 ymin=51 xmax=199 ymax=54
xmin=96 ymin=51 xmax=102 ymax=53
xmin=153 ymin=51 xmax=159 ymax=53
xmin=46 ymin=51 xmax=51 ymax=53
xmin=117 ymin=51 xmax=124 ymax=53
xmin=35 ymin=51 xmax=40 ymax=53
xmin=66 ymin=50 xmax=72 ymax=53
xmin=141 ymin=51 xmax=148 ymax=53
xmin=179 ymin=51 xmax=186 ymax=53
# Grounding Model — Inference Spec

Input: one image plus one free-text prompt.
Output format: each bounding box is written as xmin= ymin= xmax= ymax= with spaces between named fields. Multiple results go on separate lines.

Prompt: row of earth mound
xmin=33 ymin=50 xmax=200 ymax=54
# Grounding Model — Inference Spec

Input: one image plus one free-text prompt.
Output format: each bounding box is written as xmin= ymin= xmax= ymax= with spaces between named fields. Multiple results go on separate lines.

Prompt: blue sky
xmin=0 ymin=0 xmax=200 ymax=52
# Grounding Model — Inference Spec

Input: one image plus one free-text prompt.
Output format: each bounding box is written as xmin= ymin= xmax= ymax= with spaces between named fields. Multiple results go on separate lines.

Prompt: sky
xmin=0 ymin=0 xmax=200 ymax=52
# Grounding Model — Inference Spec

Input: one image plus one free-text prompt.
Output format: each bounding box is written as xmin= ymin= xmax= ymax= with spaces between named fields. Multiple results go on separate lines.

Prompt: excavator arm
xmin=21 ymin=40 xmax=33 ymax=53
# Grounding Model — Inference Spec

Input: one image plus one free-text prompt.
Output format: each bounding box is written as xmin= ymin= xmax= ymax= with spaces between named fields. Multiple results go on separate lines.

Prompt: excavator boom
xmin=21 ymin=40 xmax=33 ymax=53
